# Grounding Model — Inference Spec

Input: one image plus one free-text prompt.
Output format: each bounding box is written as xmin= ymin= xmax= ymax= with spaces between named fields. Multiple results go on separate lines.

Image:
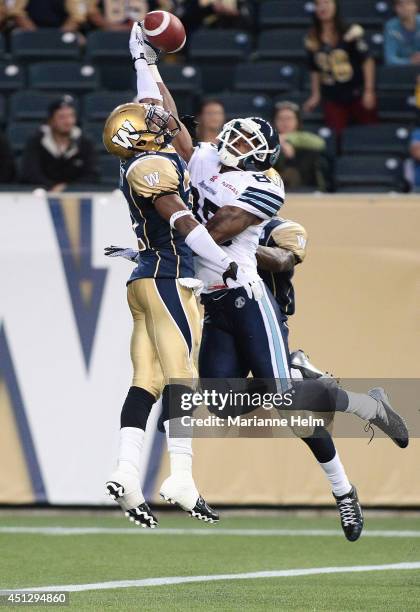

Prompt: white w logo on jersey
xmin=112 ymin=120 xmax=140 ymax=149
xmin=144 ymin=172 xmax=160 ymax=187
xmin=297 ymin=234 xmax=307 ymax=250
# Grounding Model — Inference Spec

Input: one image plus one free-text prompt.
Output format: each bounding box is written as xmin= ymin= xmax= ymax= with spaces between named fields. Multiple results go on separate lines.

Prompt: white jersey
xmin=188 ymin=142 xmax=285 ymax=292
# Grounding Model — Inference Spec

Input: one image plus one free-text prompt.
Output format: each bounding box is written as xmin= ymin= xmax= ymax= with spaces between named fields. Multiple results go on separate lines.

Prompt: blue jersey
xmin=120 ymin=146 xmax=194 ymax=281
xmin=258 ymin=218 xmax=308 ymax=317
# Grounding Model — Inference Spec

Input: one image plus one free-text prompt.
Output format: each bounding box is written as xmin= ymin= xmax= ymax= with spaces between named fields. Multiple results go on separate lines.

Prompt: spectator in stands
xmin=21 ymin=96 xmax=98 ymax=191
xmin=0 ymin=132 xmax=16 ymax=183
xmin=85 ymin=0 xmax=148 ymax=31
xmin=7 ymin=0 xmax=86 ymax=31
xmin=404 ymin=127 xmax=420 ymax=188
xmin=183 ymin=0 xmax=252 ymax=32
xmin=273 ymin=101 xmax=330 ymax=191
xmin=196 ymin=99 xmax=225 ymax=144
xmin=384 ymin=0 xmax=420 ymax=65
xmin=303 ymin=0 xmax=377 ymax=137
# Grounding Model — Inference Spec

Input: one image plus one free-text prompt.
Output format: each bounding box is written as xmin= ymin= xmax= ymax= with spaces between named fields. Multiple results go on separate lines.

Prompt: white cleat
xmin=106 ymin=470 xmax=158 ymax=528
xmin=159 ymin=472 xmax=219 ymax=523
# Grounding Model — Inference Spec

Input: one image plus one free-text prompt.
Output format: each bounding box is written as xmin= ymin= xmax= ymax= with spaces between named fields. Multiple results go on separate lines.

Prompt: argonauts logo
xmin=235 ymin=296 xmax=246 ymax=309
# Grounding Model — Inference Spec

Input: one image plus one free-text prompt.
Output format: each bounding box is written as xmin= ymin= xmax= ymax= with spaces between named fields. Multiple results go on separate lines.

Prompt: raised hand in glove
xmin=139 ymin=21 xmax=162 ymax=66
xmin=104 ymin=245 xmax=139 ymax=263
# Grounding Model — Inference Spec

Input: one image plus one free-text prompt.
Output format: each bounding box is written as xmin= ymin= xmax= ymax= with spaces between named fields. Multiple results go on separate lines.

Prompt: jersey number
xmin=253 ymin=173 xmax=271 ymax=184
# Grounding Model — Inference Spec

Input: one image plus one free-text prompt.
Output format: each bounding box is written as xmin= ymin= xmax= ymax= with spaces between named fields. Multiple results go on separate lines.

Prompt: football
xmin=143 ymin=10 xmax=186 ymax=54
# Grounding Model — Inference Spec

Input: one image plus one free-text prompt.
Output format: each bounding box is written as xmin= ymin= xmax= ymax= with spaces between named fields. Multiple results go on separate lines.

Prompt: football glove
xmin=223 ymin=263 xmax=263 ymax=301
xmin=129 ymin=21 xmax=146 ymax=64
xmin=139 ymin=21 xmax=162 ymax=66
xmin=104 ymin=245 xmax=139 ymax=263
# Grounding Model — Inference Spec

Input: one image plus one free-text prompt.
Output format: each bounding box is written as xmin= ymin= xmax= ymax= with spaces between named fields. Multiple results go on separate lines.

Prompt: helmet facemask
xmin=217 ymin=118 xmax=278 ymax=169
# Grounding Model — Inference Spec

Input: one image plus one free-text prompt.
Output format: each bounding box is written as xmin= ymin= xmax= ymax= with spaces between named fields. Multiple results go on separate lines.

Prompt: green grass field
xmin=1 ymin=511 xmax=420 ymax=611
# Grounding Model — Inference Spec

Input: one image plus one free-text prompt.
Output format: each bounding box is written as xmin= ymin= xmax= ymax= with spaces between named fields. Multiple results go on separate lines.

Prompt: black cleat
xmin=189 ymin=495 xmax=219 ymax=523
xmin=368 ymin=387 xmax=409 ymax=448
xmin=106 ymin=481 xmax=158 ymax=529
xmin=333 ymin=485 xmax=364 ymax=542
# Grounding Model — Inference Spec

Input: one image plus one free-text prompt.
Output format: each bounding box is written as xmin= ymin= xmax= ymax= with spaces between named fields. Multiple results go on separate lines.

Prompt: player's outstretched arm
xmin=133 ymin=21 xmax=195 ymax=162
xmin=256 ymin=246 xmax=295 ymax=273
xmin=205 ymin=205 xmax=260 ymax=244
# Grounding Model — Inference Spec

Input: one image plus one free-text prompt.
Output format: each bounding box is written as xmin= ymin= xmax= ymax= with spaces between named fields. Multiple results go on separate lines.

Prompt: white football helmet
xmin=217 ymin=117 xmax=280 ymax=169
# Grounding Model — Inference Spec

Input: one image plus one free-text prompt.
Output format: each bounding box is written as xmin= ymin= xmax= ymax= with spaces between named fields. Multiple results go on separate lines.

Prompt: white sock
xmin=344 ymin=391 xmax=382 ymax=421
xmin=117 ymin=427 xmax=145 ymax=475
xmin=164 ymin=419 xmax=193 ymax=476
xmin=135 ymin=57 xmax=163 ymax=102
xmin=319 ymin=452 xmax=351 ymax=497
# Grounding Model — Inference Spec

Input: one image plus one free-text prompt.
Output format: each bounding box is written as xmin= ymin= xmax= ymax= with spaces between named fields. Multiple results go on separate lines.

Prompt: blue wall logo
xmin=48 ymin=197 xmax=107 ymax=370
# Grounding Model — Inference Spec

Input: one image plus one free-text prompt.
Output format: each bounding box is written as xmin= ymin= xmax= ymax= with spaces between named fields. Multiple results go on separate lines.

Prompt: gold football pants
xmin=127 ymin=278 xmax=200 ymax=398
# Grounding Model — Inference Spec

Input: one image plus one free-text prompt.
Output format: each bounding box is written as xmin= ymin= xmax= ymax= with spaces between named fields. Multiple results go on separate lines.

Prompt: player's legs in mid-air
xmin=199 ymin=282 xmax=363 ymax=541
xmin=107 ymin=278 xmax=218 ymax=526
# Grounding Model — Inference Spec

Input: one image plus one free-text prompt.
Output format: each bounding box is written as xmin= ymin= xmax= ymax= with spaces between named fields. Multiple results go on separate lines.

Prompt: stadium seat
xmin=172 ymin=92 xmax=196 ymax=116
xmin=307 ymin=125 xmax=337 ymax=157
xmin=336 ymin=155 xmax=403 ymax=190
xmin=0 ymin=35 xmax=5 ymax=54
xmin=342 ymin=124 xmax=411 ymax=156
xmin=11 ymin=29 xmax=80 ymax=61
xmin=86 ymin=31 xmax=130 ymax=61
xmin=98 ymin=155 xmax=121 ymax=186
xmin=83 ymin=91 xmax=134 ymax=121
xmin=189 ymin=29 xmax=252 ymax=60
xmin=341 ymin=1 xmax=392 ymax=26
xmin=210 ymin=93 xmax=273 ymax=120
xmin=6 ymin=121 xmax=39 ymax=153
xmin=10 ymin=91 xmax=80 ymax=121
xmin=378 ymin=92 xmax=417 ymax=122
xmin=0 ymin=62 xmax=25 ymax=92
xmin=259 ymin=1 xmax=313 ymax=28
xmin=234 ymin=62 xmax=300 ymax=93
xmin=28 ymin=62 xmax=99 ymax=92
xmin=365 ymin=29 xmax=385 ymax=61
xmin=82 ymin=122 xmax=106 ymax=153
xmin=0 ymin=95 xmax=6 ymax=124
xmin=99 ymin=64 xmax=134 ymax=91
xmin=377 ymin=66 xmax=420 ymax=92
xmin=158 ymin=64 xmax=202 ymax=93
xmin=257 ymin=30 xmax=307 ymax=60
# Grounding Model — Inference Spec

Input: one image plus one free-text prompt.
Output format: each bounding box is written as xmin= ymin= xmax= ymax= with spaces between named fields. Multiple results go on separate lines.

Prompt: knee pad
xmin=120 ymin=386 xmax=156 ymax=430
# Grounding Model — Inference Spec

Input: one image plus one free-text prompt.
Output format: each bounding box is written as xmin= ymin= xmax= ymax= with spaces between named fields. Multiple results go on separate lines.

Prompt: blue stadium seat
xmin=342 ymin=124 xmax=411 ymax=156
xmin=11 ymin=29 xmax=80 ymax=61
xmin=86 ymin=31 xmax=130 ymax=61
xmin=210 ymin=93 xmax=273 ymax=120
xmin=365 ymin=29 xmax=385 ymax=61
xmin=259 ymin=1 xmax=313 ymax=28
xmin=0 ymin=62 xmax=25 ymax=92
xmin=83 ymin=91 xmax=134 ymax=121
xmin=82 ymin=122 xmax=106 ymax=153
xmin=378 ymin=92 xmax=417 ymax=122
xmin=257 ymin=30 xmax=307 ymax=60
xmin=7 ymin=121 xmax=39 ymax=153
xmin=0 ymin=95 xmax=6 ymax=124
xmin=307 ymin=125 xmax=337 ymax=157
xmin=98 ymin=155 xmax=121 ymax=186
xmin=341 ymin=1 xmax=392 ymax=26
xmin=172 ymin=92 xmax=195 ymax=116
xmin=336 ymin=155 xmax=403 ymax=190
xmin=10 ymin=91 xmax=80 ymax=121
xmin=99 ymin=64 xmax=134 ymax=90
xmin=159 ymin=64 xmax=202 ymax=93
xmin=235 ymin=62 xmax=300 ymax=93
xmin=377 ymin=65 xmax=420 ymax=92
xmin=189 ymin=29 xmax=252 ymax=60
xmin=29 ymin=62 xmax=99 ymax=92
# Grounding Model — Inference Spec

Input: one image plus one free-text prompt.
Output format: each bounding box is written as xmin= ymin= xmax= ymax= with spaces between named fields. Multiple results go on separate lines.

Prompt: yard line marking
xmin=2 ymin=562 xmax=420 ymax=594
xmin=1 ymin=526 xmax=420 ymax=538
